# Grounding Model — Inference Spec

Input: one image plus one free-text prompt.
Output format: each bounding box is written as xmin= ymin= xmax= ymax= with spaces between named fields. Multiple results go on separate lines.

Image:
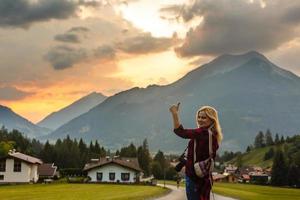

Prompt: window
xmin=14 ymin=160 xmax=21 ymax=172
xmin=121 ymin=173 xmax=130 ymax=181
xmin=109 ymin=172 xmax=115 ymax=181
xmin=0 ymin=175 xmax=4 ymax=180
xmin=96 ymin=172 xmax=102 ymax=181
xmin=0 ymin=161 xmax=5 ymax=172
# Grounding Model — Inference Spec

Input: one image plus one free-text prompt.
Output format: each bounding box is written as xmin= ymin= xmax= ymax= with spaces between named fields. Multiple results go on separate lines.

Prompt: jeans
xmin=185 ymin=175 xmax=199 ymax=200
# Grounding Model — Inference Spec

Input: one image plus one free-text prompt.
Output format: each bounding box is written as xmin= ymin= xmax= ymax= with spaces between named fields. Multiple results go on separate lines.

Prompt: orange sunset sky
xmin=0 ymin=0 xmax=300 ymax=123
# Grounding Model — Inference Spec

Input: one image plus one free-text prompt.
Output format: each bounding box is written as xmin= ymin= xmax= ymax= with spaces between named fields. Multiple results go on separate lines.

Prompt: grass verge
xmin=0 ymin=183 xmax=169 ymax=200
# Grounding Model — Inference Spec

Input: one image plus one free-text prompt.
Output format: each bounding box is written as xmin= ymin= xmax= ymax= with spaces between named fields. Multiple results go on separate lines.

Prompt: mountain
xmin=37 ymin=92 xmax=107 ymax=130
xmin=0 ymin=105 xmax=50 ymax=138
xmin=44 ymin=51 xmax=300 ymax=152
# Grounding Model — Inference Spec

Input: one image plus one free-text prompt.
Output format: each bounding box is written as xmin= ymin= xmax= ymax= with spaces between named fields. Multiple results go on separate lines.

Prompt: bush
xmin=59 ymin=168 xmax=86 ymax=177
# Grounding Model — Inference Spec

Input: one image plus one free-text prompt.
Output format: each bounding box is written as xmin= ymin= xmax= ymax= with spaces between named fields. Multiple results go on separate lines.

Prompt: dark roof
xmin=38 ymin=163 xmax=57 ymax=177
xmin=83 ymin=157 xmax=142 ymax=172
xmin=7 ymin=152 xmax=43 ymax=164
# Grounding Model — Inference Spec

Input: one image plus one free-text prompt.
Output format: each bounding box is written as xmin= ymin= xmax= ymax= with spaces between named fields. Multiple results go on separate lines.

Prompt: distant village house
xmin=83 ymin=156 xmax=142 ymax=183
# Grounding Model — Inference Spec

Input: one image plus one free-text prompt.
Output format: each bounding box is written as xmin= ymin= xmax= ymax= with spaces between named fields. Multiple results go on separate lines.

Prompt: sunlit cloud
xmin=161 ymin=0 xmax=300 ymax=57
xmin=0 ymin=86 xmax=34 ymax=101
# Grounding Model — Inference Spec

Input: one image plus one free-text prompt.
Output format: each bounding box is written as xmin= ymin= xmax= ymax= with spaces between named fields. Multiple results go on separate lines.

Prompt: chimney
xmin=106 ymin=156 xmax=110 ymax=161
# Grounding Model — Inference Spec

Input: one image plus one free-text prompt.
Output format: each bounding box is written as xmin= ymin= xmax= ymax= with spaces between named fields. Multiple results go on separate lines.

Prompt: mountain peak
xmin=214 ymin=51 xmax=267 ymax=64
xmin=243 ymin=50 xmax=265 ymax=58
xmin=37 ymin=91 xmax=107 ymax=130
xmin=173 ymin=51 xmax=298 ymax=87
xmin=88 ymin=92 xmax=106 ymax=98
xmin=0 ymin=104 xmax=13 ymax=113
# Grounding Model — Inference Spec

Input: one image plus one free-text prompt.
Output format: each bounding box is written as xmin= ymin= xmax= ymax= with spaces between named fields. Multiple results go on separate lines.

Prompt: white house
xmin=0 ymin=150 xmax=43 ymax=183
xmin=83 ymin=157 xmax=142 ymax=183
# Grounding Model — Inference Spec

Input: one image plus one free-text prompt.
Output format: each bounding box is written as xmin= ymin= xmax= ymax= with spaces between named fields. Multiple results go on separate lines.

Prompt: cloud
xmin=281 ymin=5 xmax=300 ymax=25
xmin=44 ymin=45 xmax=88 ymax=70
xmin=0 ymin=0 xmax=79 ymax=28
xmin=117 ymin=32 xmax=177 ymax=54
xmin=54 ymin=26 xmax=90 ymax=43
xmin=94 ymin=45 xmax=116 ymax=60
xmin=68 ymin=26 xmax=90 ymax=33
xmin=54 ymin=33 xmax=80 ymax=43
xmin=160 ymin=0 xmax=300 ymax=57
xmin=0 ymin=86 xmax=34 ymax=101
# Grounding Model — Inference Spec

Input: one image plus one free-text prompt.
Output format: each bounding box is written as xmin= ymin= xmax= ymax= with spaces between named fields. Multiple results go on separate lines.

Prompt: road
xmin=155 ymin=184 xmax=237 ymax=200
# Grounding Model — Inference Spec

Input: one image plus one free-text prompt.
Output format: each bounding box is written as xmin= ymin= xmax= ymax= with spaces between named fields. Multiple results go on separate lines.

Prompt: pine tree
xmin=271 ymin=148 xmax=288 ymax=186
xmin=280 ymin=136 xmax=285 ymax=144
xmin=154 ymin=150 xmax=166 ymax=170
xmin=137 ymin=139 xmax=151 ymax=177
xmin=263 ymin=147 xmax=274 ymax=161
xmin=40 ymin=141 xmax=55 ymax=163
xmin=265 ymin=129 xmax=274 ymax=146
xmin=246 ymin=146 xmax=251 ymax=152
xmin=254 ymin=131 xmax=265 ymax=148
xmin=287 ymin=164 xmax=300 ymax=187
xmin=275 ymin=133 xmax=280 ymax=145
xmin=94 ymin=140 xmax=101 ymax=154
xmin=78 ymin=139 xmax=88 ymax=167
xmin=151 ymin=161 xmax=163 ymax=179
xmin=236 ymin=154 xmax=243 ymax=167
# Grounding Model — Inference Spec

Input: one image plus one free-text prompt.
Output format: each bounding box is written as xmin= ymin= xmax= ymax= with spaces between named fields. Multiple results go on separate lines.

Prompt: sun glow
xmin=118 ymin=0 xmax=188 ymax=38
xmin=113 ymin=50 xmax=191 ymax=87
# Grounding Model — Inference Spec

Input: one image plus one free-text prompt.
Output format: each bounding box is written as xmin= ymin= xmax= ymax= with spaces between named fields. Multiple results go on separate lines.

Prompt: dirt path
xmin=155 ymin=184 xmax=237 ymax=200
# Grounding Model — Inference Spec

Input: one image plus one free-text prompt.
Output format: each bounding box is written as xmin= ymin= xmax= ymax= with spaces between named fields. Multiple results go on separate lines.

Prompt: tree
xmin=154 ymin=150 xmax=166 ymax=170
xmin=166 ymin=166 xmax=177 ymax=180
xmin=94 ymin=140 xmax=101 ymax=154
xmin=0 ymin=141 xmax=15 ymax=157
xmin=119 ymin=143 xmax=137 ymax=157
xmin=30 ymin=139 xmax=43 ymax=157
xmin=236 ymin=154 xmax=243 ymax=168
xmin=40 ymin=141 xmax=55 ymax=163
xmin=271 ymin=148 xmax=288 ymax=186
xmin=246 ymin=146 xmax=251 ymax=152
xmin=254 ymin=131 xmax=265 ymax=148
xmin=137 ymin=139 xmax=151 ymax=177
xmin=280 ymin=135 xmax=285 ymax=144
xmin=263 ymin=147 xmax=274 ymax=161
xmin=78 ymin=138 xmax=88 ymax=167
xmin=287 ymin=163 xmax=300 ymax=187
xmin=275 ymin=133 xmax=280 ymax=145
xmin=151 ymin=161 xmax=163 ymax=179
xmin=265 ymin=129 xmax=274 ymax=146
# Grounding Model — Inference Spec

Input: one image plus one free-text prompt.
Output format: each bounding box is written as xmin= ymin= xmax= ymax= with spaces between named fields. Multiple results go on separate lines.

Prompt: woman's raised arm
xmin=169 ymin=102 xmax=181 ymax=129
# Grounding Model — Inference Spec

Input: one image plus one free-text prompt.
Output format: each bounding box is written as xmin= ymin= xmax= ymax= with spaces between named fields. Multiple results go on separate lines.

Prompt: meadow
xmin=158 ymin=180 xmax=300 ymax=200
xmin=0 ymin=183 xmax=169 ymax=200
xmin=213 ymin=182 xmax=300 ymax=200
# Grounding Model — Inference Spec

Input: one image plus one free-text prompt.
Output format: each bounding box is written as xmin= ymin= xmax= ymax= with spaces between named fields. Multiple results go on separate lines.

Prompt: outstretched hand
xmin=169 ymin=102 xmax=180 ymax=114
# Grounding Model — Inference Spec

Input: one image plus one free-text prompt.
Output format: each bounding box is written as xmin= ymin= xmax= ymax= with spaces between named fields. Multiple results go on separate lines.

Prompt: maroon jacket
xmin=174 ymin=124 xmax=219 ymax=199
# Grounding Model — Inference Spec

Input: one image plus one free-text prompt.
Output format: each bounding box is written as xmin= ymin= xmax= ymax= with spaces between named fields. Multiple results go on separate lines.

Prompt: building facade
xmin=0 ymin=151 xmax=43 ymax=183
xmin=84 ymin=157 xmax=142 ymax=183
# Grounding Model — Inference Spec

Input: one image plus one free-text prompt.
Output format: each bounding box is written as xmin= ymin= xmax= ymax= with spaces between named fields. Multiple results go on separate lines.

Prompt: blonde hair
xmin=195 ymin=106 xmax=223 ymax=145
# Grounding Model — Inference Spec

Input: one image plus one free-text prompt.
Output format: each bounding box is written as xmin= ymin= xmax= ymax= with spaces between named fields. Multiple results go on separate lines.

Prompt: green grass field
xmin=158 ymin=180 xmax=300 ymax=200
xmin=213 ymin=182 xmax=300 ymax=200
xmin=0 ymin=183 xmax=169 ymax=200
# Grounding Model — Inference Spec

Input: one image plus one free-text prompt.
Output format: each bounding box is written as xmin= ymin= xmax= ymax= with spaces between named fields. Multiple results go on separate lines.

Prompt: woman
xmin=169 ymin=103 xmax=223 ymax=200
